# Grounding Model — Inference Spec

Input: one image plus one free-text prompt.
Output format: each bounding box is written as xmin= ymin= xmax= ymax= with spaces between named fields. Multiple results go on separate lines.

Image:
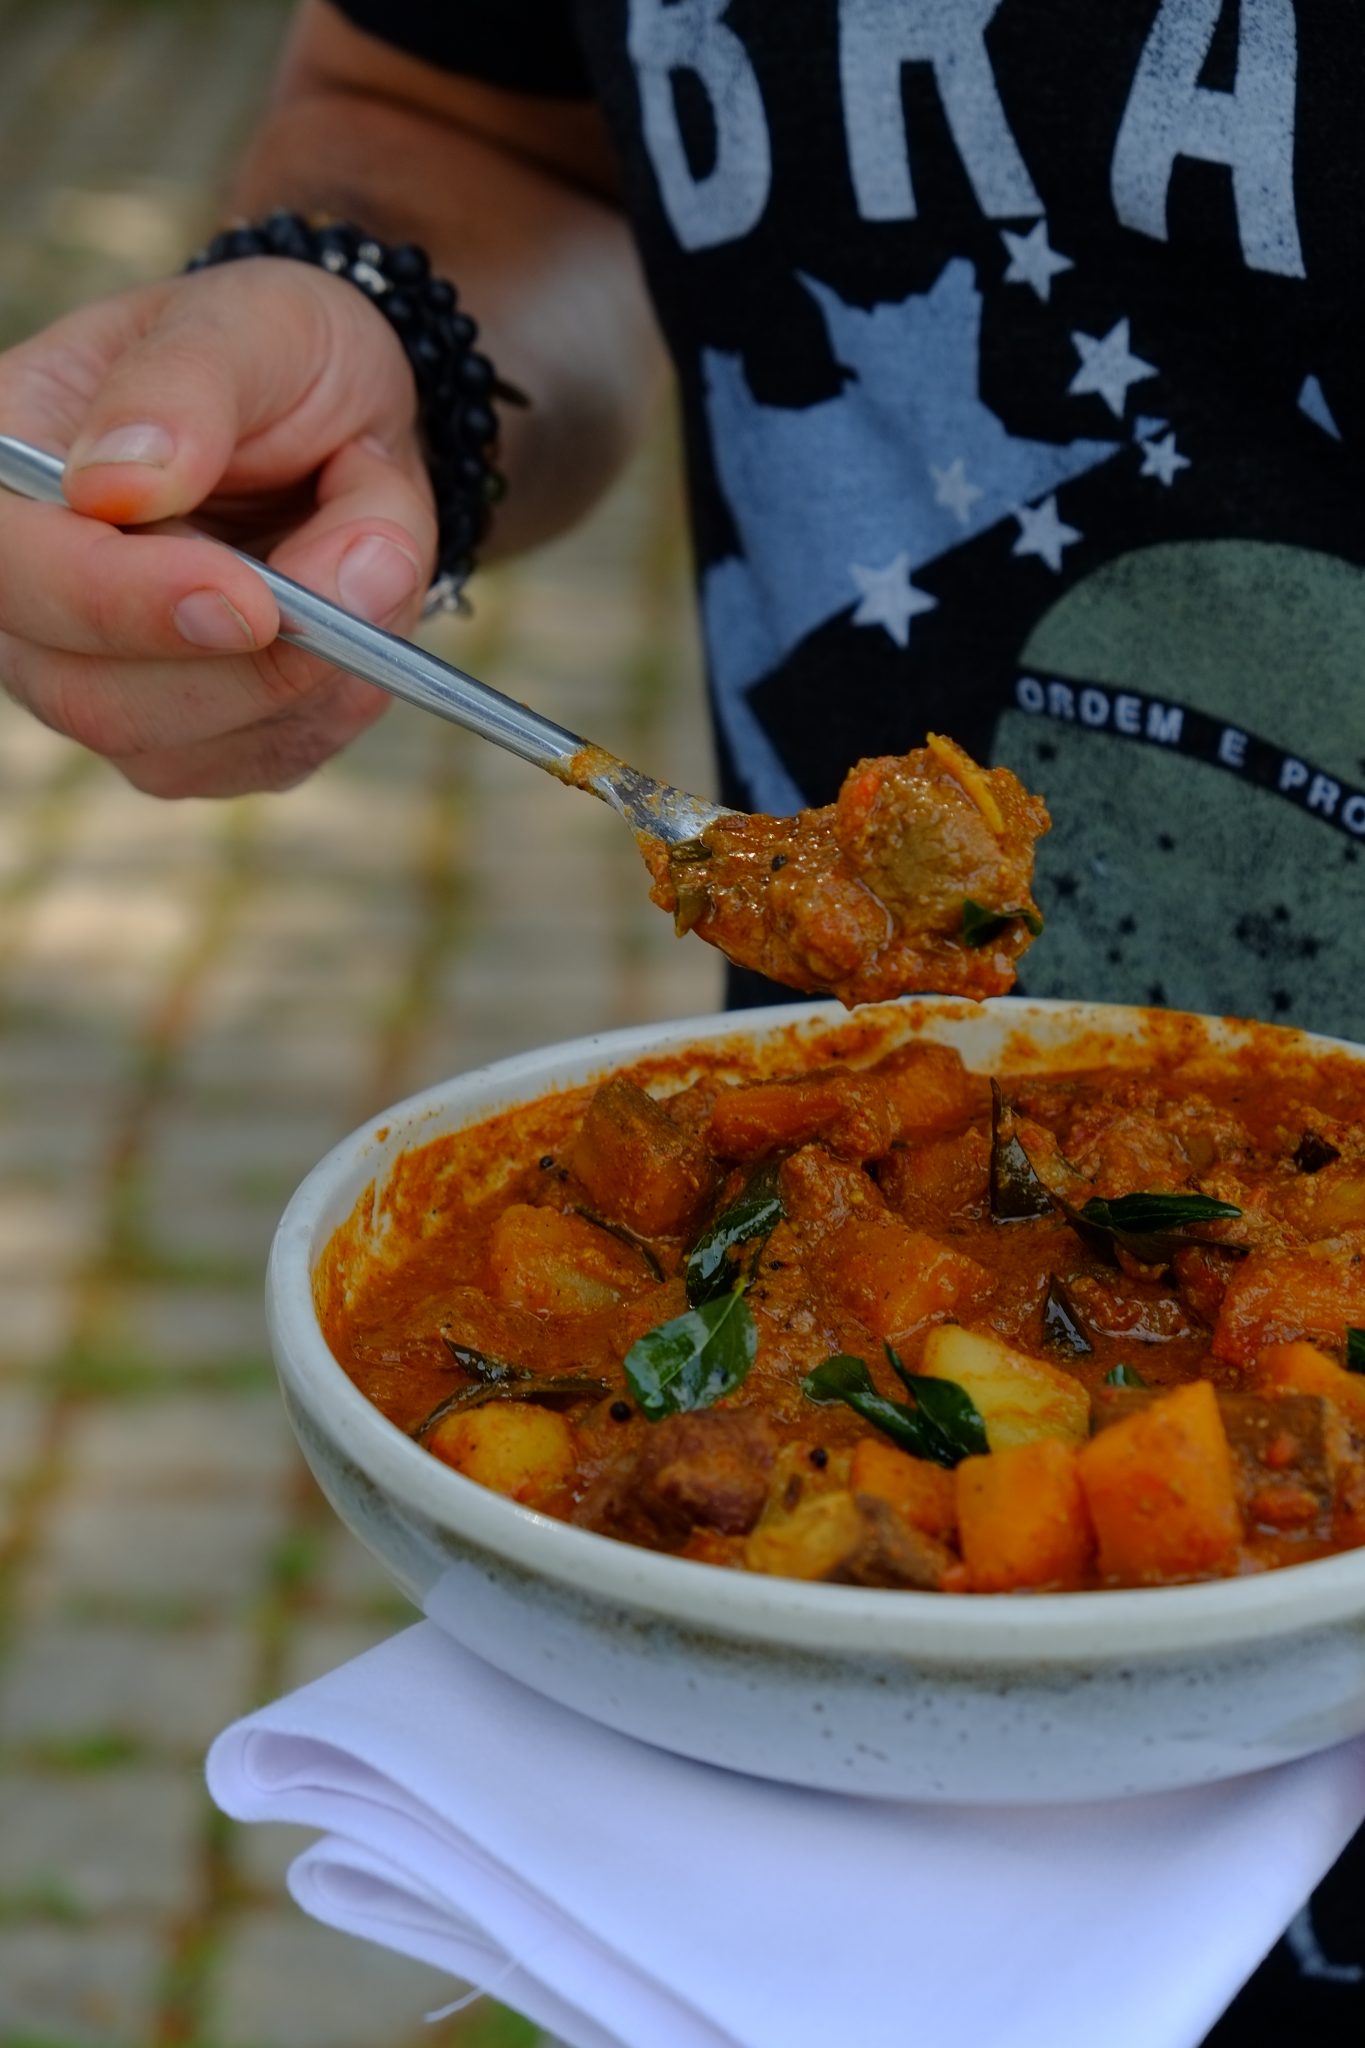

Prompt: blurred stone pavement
xmin=0 ymin=4 xmax=719 ymax=2042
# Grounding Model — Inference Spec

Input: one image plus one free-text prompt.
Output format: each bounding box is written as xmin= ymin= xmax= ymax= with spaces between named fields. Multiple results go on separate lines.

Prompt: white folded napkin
xmin=207 ymin=1621 xmax=1365 ymax=2048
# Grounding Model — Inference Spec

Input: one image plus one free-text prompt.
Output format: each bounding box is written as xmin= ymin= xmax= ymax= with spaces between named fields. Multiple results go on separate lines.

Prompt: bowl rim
xmin=266 ymin=994 xmax=1365 ymax=1666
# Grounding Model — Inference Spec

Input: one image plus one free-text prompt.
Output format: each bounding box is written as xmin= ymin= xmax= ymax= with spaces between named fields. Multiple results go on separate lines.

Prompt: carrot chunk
xmin=707 ymin=1070 xmax=895 ymax=1163
xmin=956 ymin=1440 xmax=1093 ymax=1592
xmin=816 ymin=1212 xmax=993 ymax=1340
xmin=1251 ymin=1340 xmax=1365 ymax=1434
xmin=871 ymin=1041 xmax=990 ymax=1141
xmin=1077 ymin=1380 xmax=1243 ymax=1585
xmin=850 ymin=1438 xmax=958 ymax=1541
xmin=1211 ymin=1243 xmax=1365 ymax=1368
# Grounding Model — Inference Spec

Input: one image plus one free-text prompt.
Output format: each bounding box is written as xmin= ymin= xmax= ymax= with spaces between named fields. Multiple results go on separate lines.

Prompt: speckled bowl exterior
xmin=266 ymin=997 xmax=1365 ymax=1804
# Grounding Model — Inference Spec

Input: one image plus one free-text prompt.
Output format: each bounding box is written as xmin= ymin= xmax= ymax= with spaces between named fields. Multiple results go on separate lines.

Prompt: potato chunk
xmin=428 ymin=1403 xmax=576 ymax=1508
xmin=919 ymin=1325 xmax=1089 ymax=1449
xmin=1277 ymin=1165 xmax=1365 ymax=1238
xmin=744 ymin=1490 xmax=957 ymax=1589
xmin=957 ymin=1440 xmax=1094 ymax=1591
xmin=817 ymin=1215 xmax=992 ymax=1340
xmin=1077 ymin=1381 xmax=1242 ymax=1585
xmin=571 ymin=1078 xmax=717 ymax=1237
xmin=487 ymin=1204 xmax=647 ymax=1313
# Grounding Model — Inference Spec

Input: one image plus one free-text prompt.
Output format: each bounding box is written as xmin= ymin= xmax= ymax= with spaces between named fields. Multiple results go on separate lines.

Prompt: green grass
xmin=449 ymin=2007 xmax=545 ymax=2048
xmin=23 ymin=1732 xmax=144 ymax=1772
xmin=0 ymin=1882 xmax=90 ymax=1926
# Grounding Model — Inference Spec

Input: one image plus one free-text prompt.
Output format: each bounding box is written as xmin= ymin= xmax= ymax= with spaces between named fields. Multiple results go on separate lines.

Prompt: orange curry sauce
xmin=318 ymin=1013 xmax=1365 ymax=1595
xmin=637 ymin=736 xmax=1051 ymax=1007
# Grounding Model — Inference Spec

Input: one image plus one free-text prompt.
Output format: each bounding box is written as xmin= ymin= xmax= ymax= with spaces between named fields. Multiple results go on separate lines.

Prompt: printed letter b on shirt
xmin=628 ymin=0 xmax=772 ymax=251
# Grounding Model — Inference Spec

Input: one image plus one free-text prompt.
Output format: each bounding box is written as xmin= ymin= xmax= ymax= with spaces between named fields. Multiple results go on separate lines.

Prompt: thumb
xmin=59 ymin=265 xmax=343 ymax=528
xmin=61 ymin=327 xmax=242 ymax=528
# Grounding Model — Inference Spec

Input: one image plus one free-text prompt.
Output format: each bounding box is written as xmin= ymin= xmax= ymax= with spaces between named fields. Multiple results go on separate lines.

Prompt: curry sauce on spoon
xmin=641 ymin=734 xmax=1051 ymax=1007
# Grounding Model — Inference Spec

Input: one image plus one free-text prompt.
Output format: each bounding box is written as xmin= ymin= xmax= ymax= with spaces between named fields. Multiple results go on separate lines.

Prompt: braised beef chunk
xmin=876 ymin=1126 xmax=990 ymax=1227
xmin=776 ymin=1143 xmax=882 ymax=1232
xmin=835 ymin=1496 xmax=959 ymax=1589
xmin=575 ymin=1410 xmax=776 ymax=1551
xmin=1172 ymin=1243 xmax=1233 ymax=1327
xmin=571 ymin=1078 xmax=718 ymax=1239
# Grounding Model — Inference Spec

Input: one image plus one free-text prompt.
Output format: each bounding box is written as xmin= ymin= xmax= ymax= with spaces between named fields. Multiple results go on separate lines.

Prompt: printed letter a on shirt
xmin=839 ymin=0 xmax=1042 ymax=221
xmin=1111 ymin=0 xmax=1304 ymax=278
xmin=628 ymin=0 xmax=772 ymax=251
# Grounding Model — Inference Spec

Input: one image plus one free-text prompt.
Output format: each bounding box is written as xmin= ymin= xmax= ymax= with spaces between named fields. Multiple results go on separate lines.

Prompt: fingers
xmin=0 ymin=412 xmax=430 ymax=672
xmin=0 ymin=496 xmax=278 ymax=657
xmin=0 ymin=267 xmax=429 ymax=797
xmin=110 ymin=671 xmax=392 ymax=800
xmin=0 ymin=434 xmax=436 ymax=784
xmin=268 ymin=433 xmax=437 ymax=628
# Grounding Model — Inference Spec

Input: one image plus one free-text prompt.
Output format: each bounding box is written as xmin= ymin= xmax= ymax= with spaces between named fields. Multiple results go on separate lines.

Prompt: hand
xmin=0 ymin=258 xmax=437 ymax=795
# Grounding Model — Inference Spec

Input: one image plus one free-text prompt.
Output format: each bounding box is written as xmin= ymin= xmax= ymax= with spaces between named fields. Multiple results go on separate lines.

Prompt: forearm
xmin=231 ymin=56 xmax=665 ymax=554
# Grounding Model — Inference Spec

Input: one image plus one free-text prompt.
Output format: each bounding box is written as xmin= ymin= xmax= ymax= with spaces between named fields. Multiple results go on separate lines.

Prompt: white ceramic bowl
xmin=267 ymin=997 xmax=1365 ymax=1803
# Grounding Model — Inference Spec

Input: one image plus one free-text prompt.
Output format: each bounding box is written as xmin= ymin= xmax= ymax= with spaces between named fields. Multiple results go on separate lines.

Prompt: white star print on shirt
xmin=930 ymin=458 xmax=983 ymax=526
xmin=1000 ymin=221 xmax=1073 ymax=303
xmin=1138 ymin=432 xmax=1191 ymax=485
xmin=1068 ymin=318 xmax=1157 ymax=418
xmin=849 ymin=555 xmax=937 ymax=647
xmin=1012 ymin=496 xmax=1082 ymax=573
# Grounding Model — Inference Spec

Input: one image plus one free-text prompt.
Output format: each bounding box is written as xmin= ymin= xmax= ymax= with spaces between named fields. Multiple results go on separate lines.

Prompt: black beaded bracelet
xmin=186 ymin=209 xmax=512 ymax=613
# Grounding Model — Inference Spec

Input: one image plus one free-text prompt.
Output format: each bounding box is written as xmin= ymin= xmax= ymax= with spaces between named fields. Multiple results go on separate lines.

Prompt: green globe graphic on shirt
xmin=996 ymin=540 xmax=1365 ymax=1040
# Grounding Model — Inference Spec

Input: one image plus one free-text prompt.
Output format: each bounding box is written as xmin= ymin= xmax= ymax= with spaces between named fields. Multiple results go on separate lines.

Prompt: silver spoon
xmin=0 ymin=433 xmax=726 ymax=847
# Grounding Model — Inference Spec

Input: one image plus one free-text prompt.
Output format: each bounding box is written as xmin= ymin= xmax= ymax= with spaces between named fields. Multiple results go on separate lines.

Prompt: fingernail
xmin=173 ymin=589 xmax=257 ymax=651
xmin=74 ymin=422 xmax=176 ymax=470
xmin=337 ymin=534 xmax=420 ymax=621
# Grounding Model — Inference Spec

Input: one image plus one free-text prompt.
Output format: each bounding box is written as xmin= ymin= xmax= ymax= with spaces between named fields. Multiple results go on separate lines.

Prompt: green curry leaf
xmin=624 ymin=1290 xmax=758 ymax=1419
xmin=1347 ymin=1329 xmax=1365 ymax=1375
xmin=1103 ymin=1363 xmax=1149 ymax=1389
xmin=1082 ymin=1192 xmax=1243 ymax=1234
xmin=1059 ymin=1189 xmax=1245 ymax=1265
xmin=802 ymin=1349 xmax=987 ymax=1468
xmin=962 ymin=898 xmax=1045 ymax=949
xmin=686 ymin=1168 xmax=784 ymax=1306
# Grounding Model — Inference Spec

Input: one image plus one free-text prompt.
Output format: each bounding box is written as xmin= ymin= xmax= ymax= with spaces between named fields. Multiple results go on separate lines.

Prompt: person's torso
xmin=572 ymin=0 xmax=1365 ymax=1039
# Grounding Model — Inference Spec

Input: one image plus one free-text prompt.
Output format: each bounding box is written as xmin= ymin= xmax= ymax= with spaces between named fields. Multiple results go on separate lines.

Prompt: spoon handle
xmin=0 ymin=434 xmax=588 ymax=776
